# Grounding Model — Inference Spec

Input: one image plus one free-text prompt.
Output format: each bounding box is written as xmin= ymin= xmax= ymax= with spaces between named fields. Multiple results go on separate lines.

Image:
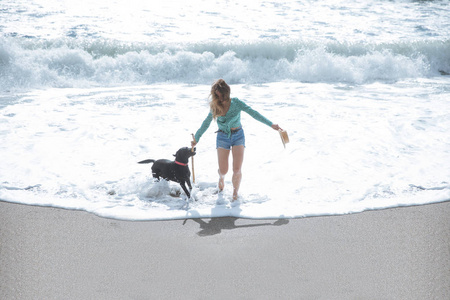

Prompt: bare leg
xmin=231 ymin=145 xmax=244 ymax=201
xmin=217 ymin=148 xmax=230 ymax=191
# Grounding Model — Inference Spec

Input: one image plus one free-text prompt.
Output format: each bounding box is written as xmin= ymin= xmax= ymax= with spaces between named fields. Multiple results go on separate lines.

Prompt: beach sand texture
xmin=1 ymin=200 xmax=449 ymax=300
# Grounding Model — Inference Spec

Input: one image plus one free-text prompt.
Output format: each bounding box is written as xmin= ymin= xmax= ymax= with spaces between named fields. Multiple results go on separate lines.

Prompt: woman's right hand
xmin=191 ymin=141 xmax=197 ymax=147
xmin=271 ymin=124 xmax=282 ymax=131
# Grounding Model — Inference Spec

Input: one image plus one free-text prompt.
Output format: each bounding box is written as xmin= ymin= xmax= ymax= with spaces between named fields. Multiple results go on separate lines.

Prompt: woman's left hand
xmin=271 ymin=124 xmax=282 ymax=131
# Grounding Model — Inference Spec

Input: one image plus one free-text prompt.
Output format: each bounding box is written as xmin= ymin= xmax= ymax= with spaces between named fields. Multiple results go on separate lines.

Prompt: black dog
xmin=138 ymin=147 xmax=196 ymax=199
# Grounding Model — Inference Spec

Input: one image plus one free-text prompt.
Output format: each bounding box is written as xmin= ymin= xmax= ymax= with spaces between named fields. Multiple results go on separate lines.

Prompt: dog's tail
xmin=138 ymin=159 xmax=155 ymax=164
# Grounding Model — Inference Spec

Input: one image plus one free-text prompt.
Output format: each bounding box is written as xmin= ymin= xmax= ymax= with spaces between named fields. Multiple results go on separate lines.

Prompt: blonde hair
xmin=209 ymin=79 xmax=231 ymax=119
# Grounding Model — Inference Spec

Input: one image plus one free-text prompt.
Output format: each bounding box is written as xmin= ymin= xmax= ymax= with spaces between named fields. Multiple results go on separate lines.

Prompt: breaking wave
xmin=1 ymin=36 xmax=449 ymax=91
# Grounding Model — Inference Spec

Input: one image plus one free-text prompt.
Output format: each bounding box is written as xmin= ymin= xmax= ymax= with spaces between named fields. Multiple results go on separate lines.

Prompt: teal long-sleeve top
xmin=194 ymin=97 xmax=273 ymax=143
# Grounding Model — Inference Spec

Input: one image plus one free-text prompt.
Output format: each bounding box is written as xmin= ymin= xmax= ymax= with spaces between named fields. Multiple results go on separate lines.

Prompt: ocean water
xmin=1 ymin=0 xmax=449 ymax=220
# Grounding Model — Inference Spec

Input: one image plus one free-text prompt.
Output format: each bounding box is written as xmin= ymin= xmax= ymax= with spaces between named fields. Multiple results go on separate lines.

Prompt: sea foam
xmin=1 ymin=37 xmax=449 ymax=91
xmin=1 ymin=82 xmax=449 ymax=221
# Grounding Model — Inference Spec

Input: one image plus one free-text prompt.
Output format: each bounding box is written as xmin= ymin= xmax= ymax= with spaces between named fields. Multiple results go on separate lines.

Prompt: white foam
xmin=1 ymin=82 xmax=449 ymax=220
xmin=1 ymin=37 xmax=449 ymax=91
xmin=1 ymin=0 xmax=450 ymax=220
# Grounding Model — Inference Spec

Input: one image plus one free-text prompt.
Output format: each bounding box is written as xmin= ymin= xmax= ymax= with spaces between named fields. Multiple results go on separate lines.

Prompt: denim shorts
xmin=216 ymin=128 xmax=245 ymax=150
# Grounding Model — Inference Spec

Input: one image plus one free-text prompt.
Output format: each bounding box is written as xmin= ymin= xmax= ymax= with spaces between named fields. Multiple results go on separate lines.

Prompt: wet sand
xmin=1 ymin=200 xmax=449 ymax=299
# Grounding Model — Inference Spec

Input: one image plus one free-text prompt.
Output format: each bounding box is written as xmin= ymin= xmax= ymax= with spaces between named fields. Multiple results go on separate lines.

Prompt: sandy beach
xmin=1 ymin=200 xmax=449 ymax=300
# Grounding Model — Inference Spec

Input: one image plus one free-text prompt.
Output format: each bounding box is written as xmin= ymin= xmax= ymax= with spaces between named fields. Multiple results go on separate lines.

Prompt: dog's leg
xmin=152 ymin=168 xmax=162 ymax=181
xmin=185 ymin=179 xmax=196 ymax=201
xmin=179 ymin=181 xmax=191 ymax=199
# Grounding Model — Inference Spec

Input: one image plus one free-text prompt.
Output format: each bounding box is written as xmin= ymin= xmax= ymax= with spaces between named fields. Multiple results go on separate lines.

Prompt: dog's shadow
xmin=185 ymin=217 xmax=289 ymax=236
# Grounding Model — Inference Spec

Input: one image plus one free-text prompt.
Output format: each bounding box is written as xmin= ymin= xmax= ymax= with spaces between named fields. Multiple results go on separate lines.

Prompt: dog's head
xmin=173 ymin=147 xmax=196 ymax=163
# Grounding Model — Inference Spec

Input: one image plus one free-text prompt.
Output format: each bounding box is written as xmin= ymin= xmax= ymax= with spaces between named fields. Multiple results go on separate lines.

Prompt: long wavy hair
xmin=209 ymin=79 xmax=231 ymax=119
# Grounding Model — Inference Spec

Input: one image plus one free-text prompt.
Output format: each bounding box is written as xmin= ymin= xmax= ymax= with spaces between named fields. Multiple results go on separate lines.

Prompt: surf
xmin=1 ymin=37 xmax=449 ymax=91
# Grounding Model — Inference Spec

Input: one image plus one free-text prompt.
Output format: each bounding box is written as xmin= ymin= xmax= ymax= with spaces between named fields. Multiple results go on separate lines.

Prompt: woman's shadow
xmin=186 ymin=217 xmax=289 ymax=236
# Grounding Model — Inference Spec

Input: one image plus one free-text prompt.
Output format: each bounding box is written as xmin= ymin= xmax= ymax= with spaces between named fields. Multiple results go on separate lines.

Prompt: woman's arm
xmin=238 ymin=98 xmax=273 ymax=127
xmin=238 ymin=98 xmax=282 ymax=131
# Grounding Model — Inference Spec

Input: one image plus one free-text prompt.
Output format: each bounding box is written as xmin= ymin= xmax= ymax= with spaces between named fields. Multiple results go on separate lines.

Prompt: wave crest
xmin=1 ymin=37 xmax=449 ymax=91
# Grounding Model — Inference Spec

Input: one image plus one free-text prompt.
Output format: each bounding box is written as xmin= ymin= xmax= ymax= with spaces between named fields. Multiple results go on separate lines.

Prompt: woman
xmin=192 ymin=79 xmax=282 ymax=202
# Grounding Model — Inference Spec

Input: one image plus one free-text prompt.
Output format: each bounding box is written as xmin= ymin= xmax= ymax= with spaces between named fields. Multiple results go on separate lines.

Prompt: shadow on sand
xmin=184 ymin=217 xmax=290 ymax=236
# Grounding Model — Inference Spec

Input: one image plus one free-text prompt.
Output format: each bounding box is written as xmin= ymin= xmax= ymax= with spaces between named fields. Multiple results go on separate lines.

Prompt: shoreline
xmin=1 ymin=200 xmax=449 ymax=299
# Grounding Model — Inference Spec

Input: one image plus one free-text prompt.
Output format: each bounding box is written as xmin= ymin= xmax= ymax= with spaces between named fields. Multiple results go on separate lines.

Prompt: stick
xmin=191 ymin=134 xmax=196 ymax=184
